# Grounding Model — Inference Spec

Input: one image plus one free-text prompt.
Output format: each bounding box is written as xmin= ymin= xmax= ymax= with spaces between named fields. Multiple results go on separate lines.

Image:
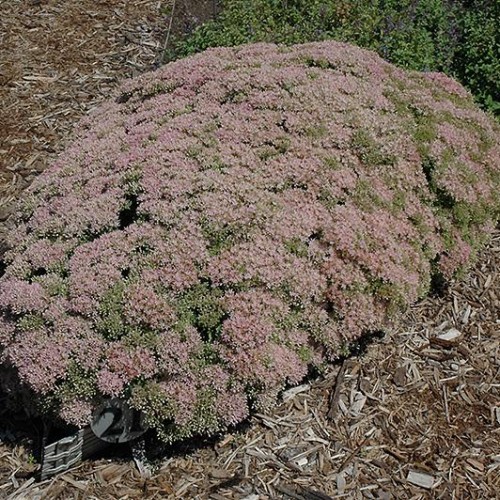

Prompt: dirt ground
xmin=0 ymin=1 xmax=499 ymax=498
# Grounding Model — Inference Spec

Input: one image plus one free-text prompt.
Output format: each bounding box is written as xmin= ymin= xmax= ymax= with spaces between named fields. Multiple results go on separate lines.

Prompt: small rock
xmin=392 ymin=366 xmax=407 ymax=387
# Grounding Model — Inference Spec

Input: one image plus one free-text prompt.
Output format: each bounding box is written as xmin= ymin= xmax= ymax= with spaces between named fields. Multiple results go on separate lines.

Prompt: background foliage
xmin=169 ymin=0 xmax=499 ymax=117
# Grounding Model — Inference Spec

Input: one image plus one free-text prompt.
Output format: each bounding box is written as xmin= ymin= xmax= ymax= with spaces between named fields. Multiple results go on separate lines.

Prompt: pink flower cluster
xmin=1 ymin=41 xmax=498 ymax=441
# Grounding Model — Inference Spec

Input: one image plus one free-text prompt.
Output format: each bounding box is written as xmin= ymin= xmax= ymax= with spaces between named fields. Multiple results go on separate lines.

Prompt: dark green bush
xmin=452 ymin=0 xmax=499 ymax=115
xmin=168 ymin=0 xmax=499 ymax=117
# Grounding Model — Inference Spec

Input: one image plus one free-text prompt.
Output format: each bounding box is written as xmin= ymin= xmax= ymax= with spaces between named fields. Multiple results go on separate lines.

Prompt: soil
xmin=0 ymin=1 xmax=499 ymax=499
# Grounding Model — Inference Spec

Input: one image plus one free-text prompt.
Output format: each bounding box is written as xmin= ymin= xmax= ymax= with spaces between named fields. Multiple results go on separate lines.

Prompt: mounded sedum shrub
xmin=0 ymin=42 xmax=499 ymax=442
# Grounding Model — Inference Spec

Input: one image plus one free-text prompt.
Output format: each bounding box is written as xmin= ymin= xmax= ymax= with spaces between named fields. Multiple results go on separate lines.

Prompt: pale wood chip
xmin=406 ymin=470 xmax=435 ymax=489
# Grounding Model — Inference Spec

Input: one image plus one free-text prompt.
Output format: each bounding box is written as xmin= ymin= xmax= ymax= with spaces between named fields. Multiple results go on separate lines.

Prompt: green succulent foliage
xmin=56 ymin=362 xmax=97 ymax=400
xmin=96 ymin=282 xmax=126 ymax=340
xmin=351 ymin=130 xmax=396 ymax=167
xmin=17 ymin=314 xmax=46 ymax=331
xmin=176 ymin=283 xmax=227 ymax=342
xmin=284 ymin=237 xmax=309 ymax=258
xmin=168 ymin=0 xmax=499 ymax=118
xmin=201 ymin=218 xmax=247 ymax=256
xmin=129 ymin=381 xmax=222 ymax=443
xmin=129 ymin=381 xmax=176 ymax=440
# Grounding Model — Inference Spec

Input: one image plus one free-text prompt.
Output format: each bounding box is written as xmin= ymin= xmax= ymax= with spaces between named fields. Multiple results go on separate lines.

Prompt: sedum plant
xmin=0 ymin=42 xmax=499 ymax=443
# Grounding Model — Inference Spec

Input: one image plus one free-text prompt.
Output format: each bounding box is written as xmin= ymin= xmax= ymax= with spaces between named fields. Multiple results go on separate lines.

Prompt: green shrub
xmin=452 ymin=1 xmax=500 ymax=115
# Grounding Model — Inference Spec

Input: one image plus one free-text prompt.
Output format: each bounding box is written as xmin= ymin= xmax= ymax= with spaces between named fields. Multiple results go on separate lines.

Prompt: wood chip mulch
xmin=1 ymin=2 xmax=499 ymax=499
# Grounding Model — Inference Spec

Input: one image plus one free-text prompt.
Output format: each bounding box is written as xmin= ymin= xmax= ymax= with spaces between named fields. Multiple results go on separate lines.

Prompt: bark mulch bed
xmin=1 ymin=1 xmax=499 ymax=498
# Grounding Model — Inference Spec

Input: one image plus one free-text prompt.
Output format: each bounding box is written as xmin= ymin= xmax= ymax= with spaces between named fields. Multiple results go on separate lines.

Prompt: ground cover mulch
xmin=0 ymin=1 xmax=499 ymax=498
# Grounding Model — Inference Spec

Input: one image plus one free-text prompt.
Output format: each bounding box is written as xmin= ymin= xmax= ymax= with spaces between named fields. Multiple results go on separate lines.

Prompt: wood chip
xmin=209 ymin=468 xmax=234 ymax=479
xmin=60 ymin=475 xmax=88 ymax=491
xmin=406 ymin=470 xmax=435 ymax=489
xmin=465 ymin=458 xmax=484 ymax=472
xmin=282 ymin=384 xmax=311 ymax=402
xmin=327 ymin=361 xmax=348 ymax=420
xmin=437 ymin=328 xmax=463 ymax=342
